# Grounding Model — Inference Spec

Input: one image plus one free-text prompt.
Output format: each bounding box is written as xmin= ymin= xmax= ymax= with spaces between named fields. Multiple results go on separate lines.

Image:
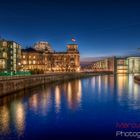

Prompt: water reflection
xmin=40 ymin=89 xmax=51 ymax=115
xmin=13 ymin=102 xmax=25 ymax=135
xmin=29 ymin=88 xmax=52 ymax=116
xmin=0 ymin=75 xmax=140 ymax=139
xmin=117 ymin=74 xmax=128 ymax=96
xmin=29 ymin=94 xmax=38 ymax=111
xmin=0 ymin=106 xmax=9 ymax=134
xmin=55 ymin=86 xmax=61 ymax=113
xmin=98 ymin=76 xmax=101 ymax=94
xmin=116 ymin=74 xmax=140 ymax=110
xmin=65 ymin=80 xmax=82 ymax=109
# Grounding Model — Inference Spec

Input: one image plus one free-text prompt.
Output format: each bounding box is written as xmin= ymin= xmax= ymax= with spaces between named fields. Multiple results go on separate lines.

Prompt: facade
xmin=84 ymin=57 xmax=116 ymax=73
xmin=0 ymin=39 xmax=21 ymax=73
xmin=116 ymin=58 xmax=128 ymax=74
xmin=127 ymin=57 xmax=140 ymax=73
xmin=1 ymin=39 xmax=140 ymax=74
xmin=21 ymin=48 xmax=45 ymax=72
xmin=21 ymin=43 xmax=80 ymax=73
xmin=34 ymin=41 xmax=54 ymax=53
xmin=83 ymin=56 xmax=140 ymax=74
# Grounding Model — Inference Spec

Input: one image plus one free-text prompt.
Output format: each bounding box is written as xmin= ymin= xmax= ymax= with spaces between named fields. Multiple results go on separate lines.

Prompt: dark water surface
xmin=0 ymin=75 xmax=140 ymax=140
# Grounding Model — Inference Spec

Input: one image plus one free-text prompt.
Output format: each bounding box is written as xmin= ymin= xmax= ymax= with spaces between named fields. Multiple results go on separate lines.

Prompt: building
xmin=21 ymin=42 xmax=80 ymax=73
xmin=127 ymin=57 xmax=140 ymax=73
xmin=0 ymin=39 xmax=21 ymax=73
xmin=84 ymin=57 xmax=116 ymax=73
xmin=116 ymin=57 xmax=128 ymax=74
xmin=34 ymin=41 xmax=54 ymax=53
xmin=83 ymin=56 xmax=140 ymax=74
xmin=21 ymin=48 xmax=45 ymax=72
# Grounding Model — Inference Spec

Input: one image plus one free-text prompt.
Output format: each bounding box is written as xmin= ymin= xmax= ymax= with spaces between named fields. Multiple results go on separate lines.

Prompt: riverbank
xmin=0 ymin=72 xmax=96 ymax=97
xmin=134 ymin=75 xmax=140 ymax=84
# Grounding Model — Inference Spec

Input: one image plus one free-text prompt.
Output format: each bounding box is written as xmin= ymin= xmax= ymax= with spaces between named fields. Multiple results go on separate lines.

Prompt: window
xmin=2 ymin=41 xmax=7 ymax=47
xmin=33 ymin=60 xmax=36 ymax=64
xmin=0 ymin=60 xmax=6 ymax=69
xmin=29 ymin=61 xmax=32 ymax=64
xmin=23 ymin=61 xmax=27 ymax=65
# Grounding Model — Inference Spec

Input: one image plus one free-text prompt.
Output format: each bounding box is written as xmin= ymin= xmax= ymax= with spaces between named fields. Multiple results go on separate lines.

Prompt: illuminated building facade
xmin=84 ymin=57 xmax=116 ymax=73
xmin=127 ymin=57 xmax=140 ymax=73
xmin=116 ymin=58 xmax=128 ymax=74
xmin=21 ymin=43 xmax=80 ymax=72
xmin=21 ymin=48 xmax=45 ymax=72
xmin=34 ymin=41 xmax=54 ymax=53
xmin=0 ymin=39 xmax=21 ymax=73
xmin=83 ymin=56 xmax=140 ymax=74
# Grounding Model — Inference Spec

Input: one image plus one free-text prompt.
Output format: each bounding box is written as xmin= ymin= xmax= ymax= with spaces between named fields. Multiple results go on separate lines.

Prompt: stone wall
xmin=0 ymin=73 xmax=92 ymax=97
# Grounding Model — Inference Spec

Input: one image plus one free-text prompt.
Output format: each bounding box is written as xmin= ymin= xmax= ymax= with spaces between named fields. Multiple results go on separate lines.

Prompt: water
xmin=0 ymin=74 xmax=140 ymax=139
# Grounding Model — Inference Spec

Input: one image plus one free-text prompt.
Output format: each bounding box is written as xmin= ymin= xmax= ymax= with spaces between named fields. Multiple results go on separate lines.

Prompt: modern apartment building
xmin=116 ymin=57 xmax=128 ymax=74
xmin=0 ymin=39 xmax=21 ymax=73
xmin=127 ymin=57 xmax=140 ymax=73
xmin=83 ymin=56 xmax=140 ymax=74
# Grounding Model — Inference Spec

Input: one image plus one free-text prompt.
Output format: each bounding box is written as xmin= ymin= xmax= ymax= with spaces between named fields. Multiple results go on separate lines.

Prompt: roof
xmin=0 ymin=39 xmax=21 ymax=46
xmin=22 ymin=48 xmax=39 ymax=53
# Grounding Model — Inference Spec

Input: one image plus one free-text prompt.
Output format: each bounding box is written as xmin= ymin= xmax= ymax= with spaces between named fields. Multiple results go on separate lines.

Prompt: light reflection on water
xmin=0 ymin=106 xmax=9 ymax=134
xmin=55 ymin=86 xmax=61 ymax=113
xmin=0 ymin=75 xmax=140 ymax=139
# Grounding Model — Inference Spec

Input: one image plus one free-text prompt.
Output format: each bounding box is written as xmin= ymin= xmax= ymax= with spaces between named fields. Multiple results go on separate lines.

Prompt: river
xmin=0 ymin=74 xmax=140 ymax=139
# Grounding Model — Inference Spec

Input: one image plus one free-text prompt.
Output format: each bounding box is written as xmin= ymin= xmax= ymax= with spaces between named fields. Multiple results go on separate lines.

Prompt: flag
xmin=71 ymin=38 xmax=76 ymax=42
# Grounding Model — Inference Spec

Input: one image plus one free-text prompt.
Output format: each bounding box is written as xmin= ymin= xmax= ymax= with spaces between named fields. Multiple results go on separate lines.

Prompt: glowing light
xmin=14 ymin=102 xmax=25 ymax=135
xmin=0 ymin=106 xmax=9 ymax=133
xmin=76 ymin=80 xmax=82 ymax=104
xmin=67 ymin=82 xmax=72 ymax=106
xmin=55 ymin=86 xmax=61 ymax=113
xmin=117 ymin=75 xmax=127 ymax=96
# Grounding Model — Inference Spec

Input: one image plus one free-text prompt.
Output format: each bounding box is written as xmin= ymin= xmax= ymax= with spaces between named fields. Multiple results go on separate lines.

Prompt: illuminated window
xmin=29 ymin=60 xmax=32 ymax=64
xmin=0 ymin=60 xmax=6 ymax=69
xmin=33 ymin=60 xmax=36 ymax=64
xmin=23 ymin=61 xmax=27 ymax=65
xmin=3 ymin=52 xmax=7 ymax=58
xmin=2 ymin=41 xmax=7 ymax=46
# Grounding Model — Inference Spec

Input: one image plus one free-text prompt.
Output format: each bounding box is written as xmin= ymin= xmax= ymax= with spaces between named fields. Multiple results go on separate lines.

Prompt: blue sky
xmin=0 ymin=0 xmax=140 ymax=58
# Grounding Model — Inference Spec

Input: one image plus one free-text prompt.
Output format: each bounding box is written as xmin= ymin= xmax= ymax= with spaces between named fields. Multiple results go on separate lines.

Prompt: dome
xmin=34 ymin=41 xmax=54 ymax=52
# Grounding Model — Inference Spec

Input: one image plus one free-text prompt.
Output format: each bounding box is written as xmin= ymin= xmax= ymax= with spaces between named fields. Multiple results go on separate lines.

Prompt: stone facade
xmin=21 ymin=44 xmax=80 ymax=73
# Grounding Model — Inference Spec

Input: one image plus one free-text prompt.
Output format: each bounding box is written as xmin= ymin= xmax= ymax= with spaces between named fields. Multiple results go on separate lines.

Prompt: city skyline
xmin=1 ymin=1 xmax=140 ymax=140
xmin=0 ymin=0 xmax=140 ymax=58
